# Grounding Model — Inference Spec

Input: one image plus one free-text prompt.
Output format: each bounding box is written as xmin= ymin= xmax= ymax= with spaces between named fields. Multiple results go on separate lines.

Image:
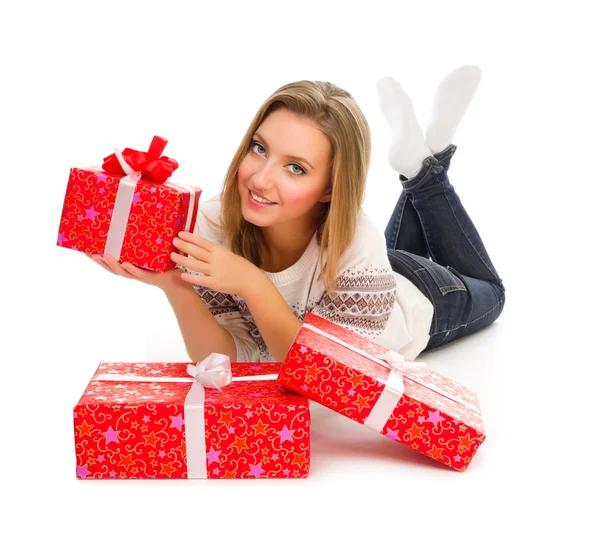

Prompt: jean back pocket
xmin=399 ymin=251 xmax=467 ymax=296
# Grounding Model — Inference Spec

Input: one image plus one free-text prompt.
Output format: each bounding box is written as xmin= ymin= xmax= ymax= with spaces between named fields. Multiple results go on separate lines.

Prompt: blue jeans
xmin=385 ymin=144 xmax=506 ymax=353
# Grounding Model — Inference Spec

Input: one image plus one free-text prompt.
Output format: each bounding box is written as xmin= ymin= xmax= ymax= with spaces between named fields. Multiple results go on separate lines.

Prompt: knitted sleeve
xmin=310 ymin=212 xmax=398 ymax=342
xmin=176 ymin=195 xmax=259 ymax=363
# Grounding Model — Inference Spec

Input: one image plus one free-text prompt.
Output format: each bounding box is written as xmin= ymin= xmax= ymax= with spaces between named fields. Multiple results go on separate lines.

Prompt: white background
xmin=2 ymin=1 xmax=598 ymax=535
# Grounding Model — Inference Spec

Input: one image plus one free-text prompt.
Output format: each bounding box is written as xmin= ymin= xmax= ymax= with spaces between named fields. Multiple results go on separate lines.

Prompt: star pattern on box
xmin=74 ymin=362 xmax=310 ymax=479
xmin=57 ymin=167 xmax=202 ymax=271
xmin=278 ymin=312 xmax=486 ymax=472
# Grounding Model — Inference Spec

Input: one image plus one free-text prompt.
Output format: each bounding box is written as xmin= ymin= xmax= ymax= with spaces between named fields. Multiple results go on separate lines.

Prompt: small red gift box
xmin=57 ymin=136 xmax=202 ymax=272
xmin=74 ymin=357 xmax=310 ymax=479
xmin=278 ymin=312 xmax=486 ymax=471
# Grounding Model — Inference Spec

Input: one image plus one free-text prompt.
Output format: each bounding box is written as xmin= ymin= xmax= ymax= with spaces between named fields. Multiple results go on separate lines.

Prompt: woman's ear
xmin=320 ymin=190 xmax=332 ymax=203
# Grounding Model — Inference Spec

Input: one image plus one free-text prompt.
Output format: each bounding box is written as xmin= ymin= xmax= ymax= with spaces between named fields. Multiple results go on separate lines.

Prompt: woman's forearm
xmin=241 ymin=272 xmax=302 ymax=363
xmin=162 ymin=279 xmax=237 ymax=362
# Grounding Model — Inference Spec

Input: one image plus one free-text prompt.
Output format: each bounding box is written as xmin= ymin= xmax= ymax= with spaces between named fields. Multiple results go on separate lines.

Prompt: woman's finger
xmin=172 ymin=236 xmax=211 ymax=260
xmin=121 ymin=262 xmax=152 ymax=280
xmin=181 ymin=270 xmax=210 ymax=287
xmin=178 ymin=231 xmax=215 ymax=251
xmin=101 ymin=255 xmax=135 ymax=279
xmin=170 ymin=251 xmax=210 ymax=275
xmin=89 ymin=254 xmax=117 ymax=275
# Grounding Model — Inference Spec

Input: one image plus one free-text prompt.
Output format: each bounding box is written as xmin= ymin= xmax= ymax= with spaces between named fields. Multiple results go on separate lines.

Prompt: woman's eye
xmin=251 ymin=141 xmax=307 ymax=175
xmin=287 ymin=163 xmax=307 ymax=175
xmin=251 ymin=141 xmax=266 ymax=155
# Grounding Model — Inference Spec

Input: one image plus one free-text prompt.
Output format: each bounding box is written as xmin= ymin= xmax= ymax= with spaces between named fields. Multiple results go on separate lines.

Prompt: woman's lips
xmin=248 ymin=189 xmax=277 ymax=207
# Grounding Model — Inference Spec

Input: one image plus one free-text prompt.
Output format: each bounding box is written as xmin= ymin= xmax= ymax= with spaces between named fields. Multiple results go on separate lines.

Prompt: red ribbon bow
xmin=102 ymin=135 xmax=179 ymax=183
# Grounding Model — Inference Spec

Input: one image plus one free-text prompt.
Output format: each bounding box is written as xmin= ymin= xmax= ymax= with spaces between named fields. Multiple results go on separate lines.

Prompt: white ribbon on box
xmin=91 ymin=353 xmax=278 ymax=479
xmin=103 ymin=148 xmax=198 ymax=260
xmin=301 ymin=321 xmax=478 ymax=433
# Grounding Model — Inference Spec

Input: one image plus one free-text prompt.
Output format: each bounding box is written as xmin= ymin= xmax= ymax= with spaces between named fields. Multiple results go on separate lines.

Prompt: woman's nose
xmin=252 ymin=161 xmax=277 ymax=188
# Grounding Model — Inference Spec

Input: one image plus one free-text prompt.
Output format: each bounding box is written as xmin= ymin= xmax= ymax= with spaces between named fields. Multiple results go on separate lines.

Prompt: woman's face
xmin=237 ymin=108 xmax=332 ymax=231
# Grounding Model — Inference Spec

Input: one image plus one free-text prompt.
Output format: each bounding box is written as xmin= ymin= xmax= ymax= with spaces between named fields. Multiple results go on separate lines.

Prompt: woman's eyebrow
xmin=254 ymin=131 xmax=314 ymax=170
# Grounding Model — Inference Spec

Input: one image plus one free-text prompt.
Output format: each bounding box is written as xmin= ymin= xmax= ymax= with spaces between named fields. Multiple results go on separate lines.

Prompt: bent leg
xmin=401 ymin=144 xmax=504 ymax=289
xmin=384 ymin=144 xmax=457 ymax=258
xmin=384 ymin=191 xmax=428 ymax=257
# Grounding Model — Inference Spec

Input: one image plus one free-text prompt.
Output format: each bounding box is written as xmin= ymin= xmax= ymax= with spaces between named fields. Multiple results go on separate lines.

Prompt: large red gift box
xmin=74 ymin=359 xmax=310 ymax=479
xmin=278 ymin=312 xmax=486 ymax=472
xmin=57 ymin=136 xmax=202 ymax=272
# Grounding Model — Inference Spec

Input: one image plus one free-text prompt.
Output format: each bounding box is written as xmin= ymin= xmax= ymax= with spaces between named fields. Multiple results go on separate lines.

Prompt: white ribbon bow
xmin=383 ymin=349 xmax=428 ymax=374
xmin=186 ymin=352 xmax=233 ymax=391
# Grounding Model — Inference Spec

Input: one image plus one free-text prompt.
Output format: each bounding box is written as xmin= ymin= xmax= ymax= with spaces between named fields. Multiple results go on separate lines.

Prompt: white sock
xmin=425 ymin=65 xmax=482 ymax=155
xmin=376 ymin=76 xmax=432 ymax=179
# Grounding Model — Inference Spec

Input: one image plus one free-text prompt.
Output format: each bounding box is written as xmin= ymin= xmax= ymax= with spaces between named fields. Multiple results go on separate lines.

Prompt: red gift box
xmin=74 ymin=358 xmax=310 ymax=479
xmin=278 ymin=312 xmax=486 ymax=472
xmin=57 ymin=136 xmax=202 ymax=272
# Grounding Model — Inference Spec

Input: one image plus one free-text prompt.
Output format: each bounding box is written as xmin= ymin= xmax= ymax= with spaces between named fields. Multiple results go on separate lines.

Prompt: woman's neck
xmin=260 ymin=226 xmax=316 ymax=273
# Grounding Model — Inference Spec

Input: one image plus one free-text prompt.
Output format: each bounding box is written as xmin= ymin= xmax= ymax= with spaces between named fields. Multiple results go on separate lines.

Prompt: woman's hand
xmin=171 ymin=231 xmax=262 ymax=297
xmin=86 ymin=253 xmax=184 ymax=292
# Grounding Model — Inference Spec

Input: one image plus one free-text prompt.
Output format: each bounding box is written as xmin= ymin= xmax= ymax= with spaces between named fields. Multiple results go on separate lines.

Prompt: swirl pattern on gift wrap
xmin=57 ymin=168 xmax=200 ymax=271
xmin=74 ymin=362 xmax=309 ymax=479
xmin=278 ymin=314 xmax=486 ymax=472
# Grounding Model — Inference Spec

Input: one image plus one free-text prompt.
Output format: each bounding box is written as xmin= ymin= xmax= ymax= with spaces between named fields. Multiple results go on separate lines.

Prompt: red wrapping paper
xmin=278 ymin=312 xmax=486 ymax=471
xmin=56 ymin=138 xmax=202 ymax=272
xmin=74 ymin=362 xmax=310 ymax=479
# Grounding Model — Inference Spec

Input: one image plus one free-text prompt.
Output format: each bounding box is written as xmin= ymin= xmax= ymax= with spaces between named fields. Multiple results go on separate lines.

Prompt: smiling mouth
xmin=249 ymin=190 xmax=277 ymax=204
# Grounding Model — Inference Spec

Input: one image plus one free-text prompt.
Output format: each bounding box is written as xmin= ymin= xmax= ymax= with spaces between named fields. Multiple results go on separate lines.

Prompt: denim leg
xmin=386 ymin=144 xmax=506 ymax=355
xmin=384 ymin=144 xmax=457 ymax=258
xmin=400 ymin=144 xmax=504 ymax=287
xmin=384 ymin=189 xmax=429 ymax=257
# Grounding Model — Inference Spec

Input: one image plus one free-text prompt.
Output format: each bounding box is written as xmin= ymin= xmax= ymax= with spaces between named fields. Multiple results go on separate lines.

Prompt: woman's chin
xmin=241 ymin=206 xmax=266 ymax=226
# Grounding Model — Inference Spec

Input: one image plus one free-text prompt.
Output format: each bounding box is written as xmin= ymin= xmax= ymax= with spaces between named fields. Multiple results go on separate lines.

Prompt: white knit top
xmin=179 ymin=194 xmax=434 ymax=363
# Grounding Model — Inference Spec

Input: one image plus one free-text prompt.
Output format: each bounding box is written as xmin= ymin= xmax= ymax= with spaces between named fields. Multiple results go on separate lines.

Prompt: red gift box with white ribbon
xmin=74 ymin=355 xmax=310 ymax=479
xmin=57 ymin=136 xmax=202 ymax=272
xmin=278 ymin=312 xmax=486 ymax=471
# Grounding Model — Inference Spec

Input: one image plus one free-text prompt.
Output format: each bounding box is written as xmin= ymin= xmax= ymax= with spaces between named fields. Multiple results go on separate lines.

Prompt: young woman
xmin=87 ymin=65 xmax=505 ymax=363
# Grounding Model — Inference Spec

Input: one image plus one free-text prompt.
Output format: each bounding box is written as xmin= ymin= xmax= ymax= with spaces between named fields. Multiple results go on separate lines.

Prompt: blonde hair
xmin=215 ymin=80 xmax=371 ymax=296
